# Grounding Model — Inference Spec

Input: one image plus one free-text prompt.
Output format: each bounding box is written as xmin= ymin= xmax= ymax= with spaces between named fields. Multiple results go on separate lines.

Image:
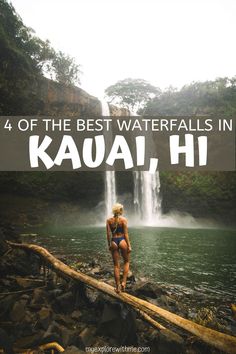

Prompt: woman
xmin=106 ymin=203 xmax=132 ymax=293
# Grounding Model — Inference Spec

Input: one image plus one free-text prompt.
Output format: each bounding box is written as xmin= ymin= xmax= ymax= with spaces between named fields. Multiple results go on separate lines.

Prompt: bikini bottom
xmin=112 ymin=236 xmax=125 ymax=246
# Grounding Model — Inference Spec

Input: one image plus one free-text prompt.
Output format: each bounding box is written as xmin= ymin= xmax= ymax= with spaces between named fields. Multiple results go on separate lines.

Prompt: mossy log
xmin=8 ymin=241 xmax=236 ymax=354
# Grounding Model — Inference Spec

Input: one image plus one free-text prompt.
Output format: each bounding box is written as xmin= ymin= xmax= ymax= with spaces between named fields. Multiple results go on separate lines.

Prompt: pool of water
xmin=31 ymin=225 xmax=236 ymax=304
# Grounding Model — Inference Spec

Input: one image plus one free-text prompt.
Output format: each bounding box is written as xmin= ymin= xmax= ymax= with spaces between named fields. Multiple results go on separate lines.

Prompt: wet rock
xmin=61 ymin=326 xmax=81 ymax=348
xmin=0 ymin=230 xmax=9 ymax=256
xmin=47 ymin=288 xmax=64 ymax=300
xmin=0 ymin=294 xmax=18 ymax=317
xmin=90 ymin=293 xmax=109 ymax=311
xmin=149 ymin=328 xmax=184 ymax=354
xmin=97 ymin=302 xmax=137 ymax=346
xmin=0 ymin=278 xmax=13 ymax=288
xmin=75 ymin=262 xmax=85 ymax=269
xmin=63 ymin=345 xmax=85 ymax=353
xmin=159 ymin=328 xmax=184 ymax=353
xmin=37 ymin=307 xmax=52 ymax=330
xmin=54 ymin=313 xmax=76 ymax=327
xmin=89 ymin=259 xmax=99 ymax=268
xmin=71 ymin=309 xmax=82 ymax=321
xmin=53 ymin=291 xmax=75 ymax=313
xmin=21 ymin=294 xmax=31 ymax=301
xmin=80 ymin=310 xmax=98 ymax=325
xmin=0 ymin=328 xmax=14 ymax=354
xmin=78 ymin=326 xmax=96 ymax=348
xmin=127 ymin=270 xmax=136 ymax=283
xmin=85 ymin=287 xmax=100 ymax=304
xmin=157 ymin=295 xmax=179 ymax=312
xmin=31 ymin=288 xmax=48 ymax=305
xmin=10 ymin=298 xmax=28 ymax=322
xmin=136 ymin=318 xmax=149 ymax=333
xmin=90 ymin=266 xmax=101 ymax=275
xmin=14 ymin=331 xmax=44 ymax=349
xmin=1 ymin=248 xmax=40 ymax=276
xmin=70 ymin=283 xmax=88 ymax=307
xmin=98 ymin=266 xmax=113 ymax=277
xmin=41 ymin=312 xmax=80 ymax=347
xmin=132 ymin=282 xmax=159 ymax=299
xmin=16 ymin=277 xmax=44 ymax=289
xmin=20 ymin=310 xmax=37 ymax=335
xmin=42 ymin=321 xmax=61 ymax=344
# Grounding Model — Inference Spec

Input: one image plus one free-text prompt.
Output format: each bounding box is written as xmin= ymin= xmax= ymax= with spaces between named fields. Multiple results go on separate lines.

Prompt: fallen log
xmin=8 ymin=241 xmax=236 ymax=354
xmin=135 ymin=308 xmax=166 ymax=330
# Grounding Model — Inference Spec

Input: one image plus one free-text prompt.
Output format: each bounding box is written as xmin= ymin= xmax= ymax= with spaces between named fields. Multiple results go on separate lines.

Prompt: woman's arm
xmin=123 ymin=219 xmax=131 ymax=252
xmin=106 ymin=220 xmax=112 ymax=250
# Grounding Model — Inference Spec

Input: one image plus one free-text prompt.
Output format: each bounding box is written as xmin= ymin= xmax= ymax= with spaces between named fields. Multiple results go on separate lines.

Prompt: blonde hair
xmin=112 ymin=203 xmax=123 ymax=217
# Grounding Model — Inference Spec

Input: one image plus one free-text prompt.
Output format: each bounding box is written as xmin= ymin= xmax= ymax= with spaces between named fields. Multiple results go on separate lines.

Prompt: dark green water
xmin=33 ymin=226 xmax=236 ymax=303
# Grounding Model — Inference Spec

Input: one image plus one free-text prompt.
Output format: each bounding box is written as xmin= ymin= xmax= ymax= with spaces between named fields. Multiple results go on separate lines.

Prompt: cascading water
xmin=99 ymin=101 xmax=161 ymax=223
xmin=100 ymin=100 xmax=117 ymax=217
xmin=133 ymin=171 xmax=162 ymax=225
xmin=132 ymin=111 xmax=162 ymax=225
xmin=105 ymin=171 xmax=116 ymax=216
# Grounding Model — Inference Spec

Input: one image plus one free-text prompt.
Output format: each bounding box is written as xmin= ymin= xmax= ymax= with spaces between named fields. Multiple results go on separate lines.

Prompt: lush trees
xmin=105 ymin=76 xmax=236 ymax=116
xmin=143 ymin=78 xmax=236 ymax=116
xmin=105 ymin=78 xmax=160 ymax=113
xmin=0 ymin=0 xmax=54 ymax=76
xmin=49 ymin=51 xmax=82 ymax=86
xmin=0 ymin=0 xmax=81 ymax=114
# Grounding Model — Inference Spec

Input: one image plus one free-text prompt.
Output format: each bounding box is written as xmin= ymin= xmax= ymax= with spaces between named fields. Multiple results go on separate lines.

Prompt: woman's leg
xmin=119 ymin=240 xmax=130 ymax=291
xmin=110 ymin=242 xmax=121 ymax=293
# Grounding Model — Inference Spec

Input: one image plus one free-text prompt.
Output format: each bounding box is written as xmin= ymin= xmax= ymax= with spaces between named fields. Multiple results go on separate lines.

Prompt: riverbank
xmin=0 ymin=223 xmax=235 ymax=353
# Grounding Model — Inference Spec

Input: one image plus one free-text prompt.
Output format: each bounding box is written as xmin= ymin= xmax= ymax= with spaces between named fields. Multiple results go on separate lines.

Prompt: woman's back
xmin=107 ymin=216 xmax=126 ymax=236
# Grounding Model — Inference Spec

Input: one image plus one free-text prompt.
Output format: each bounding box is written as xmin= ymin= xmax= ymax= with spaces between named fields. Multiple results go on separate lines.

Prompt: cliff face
xmin=22 ymin=78 xmax=129 ymax=117
xmin=32 ymin=78 xmax=101 ymax=116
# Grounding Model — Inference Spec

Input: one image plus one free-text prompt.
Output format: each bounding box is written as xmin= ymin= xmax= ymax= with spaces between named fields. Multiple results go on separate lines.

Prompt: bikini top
xmin=110 ymin=220 xmax=124 ymax=235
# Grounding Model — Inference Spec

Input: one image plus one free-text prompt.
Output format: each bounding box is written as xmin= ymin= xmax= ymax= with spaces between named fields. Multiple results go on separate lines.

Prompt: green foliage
xmin=0 ymin=172 xmax=104 ymax=207
xmin=105 ymin=78 xmax=160 ymax=113
xmin=143 ymin=78 xmax=236 ymax=116
xmin=0 ymin=0 xmax=81 ymax=114
xmin=0 ymin=0 xmax=36 ymax=113
xmin=50 ymin=51 xmax=82 ymax=86
xmin=160 ymin=171 xmax=236 ymax=222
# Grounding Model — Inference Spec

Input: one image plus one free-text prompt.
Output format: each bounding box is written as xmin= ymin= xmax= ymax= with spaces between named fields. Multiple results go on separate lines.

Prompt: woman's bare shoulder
xmin=106 ymin=217 xmax=114 ymax=223
xmin=120 ymin=216 xmax=128 ymax=223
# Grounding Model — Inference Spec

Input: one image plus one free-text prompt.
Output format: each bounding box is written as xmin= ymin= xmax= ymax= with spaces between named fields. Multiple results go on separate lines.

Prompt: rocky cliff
xmin=28 ymin=78 xmax=102 ymax=116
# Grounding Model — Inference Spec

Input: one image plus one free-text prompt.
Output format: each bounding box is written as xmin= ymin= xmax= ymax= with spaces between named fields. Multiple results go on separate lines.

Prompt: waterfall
xmin=100 ymin=100 xmax=117 ymax=217
xmin=133 ymin=171 xmax=162 ymax=225
xmin=99 ymin=99 xmax=161 ymax=223
xmin=105 ymin=170 xmax=116 ymax=217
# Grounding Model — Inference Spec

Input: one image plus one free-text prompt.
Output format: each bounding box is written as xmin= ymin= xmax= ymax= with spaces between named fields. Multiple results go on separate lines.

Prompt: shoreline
xmin=0 ymin=223 xmax=235 ymax=353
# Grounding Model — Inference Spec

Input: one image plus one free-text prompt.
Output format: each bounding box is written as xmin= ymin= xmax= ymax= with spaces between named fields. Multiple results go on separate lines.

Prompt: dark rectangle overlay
xmin=0 ymin=116 xmax=234 ymax=171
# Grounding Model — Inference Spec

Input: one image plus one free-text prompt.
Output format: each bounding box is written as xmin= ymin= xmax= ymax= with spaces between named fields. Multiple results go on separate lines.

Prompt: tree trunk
xmin=8 ymin=241 xmax=236 ymax=354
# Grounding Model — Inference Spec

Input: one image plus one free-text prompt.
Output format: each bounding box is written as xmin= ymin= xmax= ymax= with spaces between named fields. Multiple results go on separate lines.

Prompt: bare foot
xmin=114 ymin=284 xmax=121 ymax=293
xmin=121 ymin=281 xmax=126 ymax=292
